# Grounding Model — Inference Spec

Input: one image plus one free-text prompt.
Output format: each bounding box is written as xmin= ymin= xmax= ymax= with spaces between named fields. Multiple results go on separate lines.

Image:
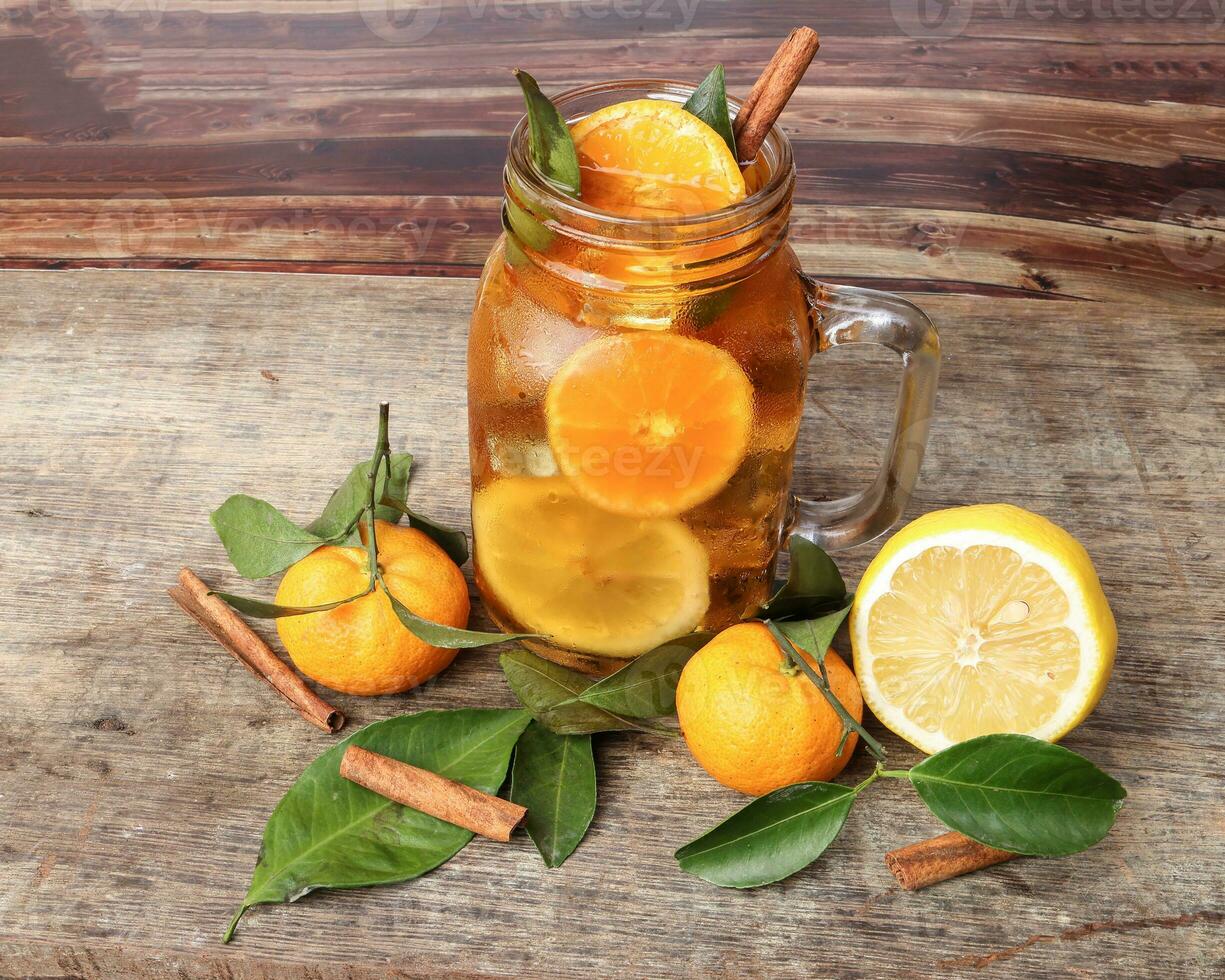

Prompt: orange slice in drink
xmin=570 ymin=100 xmax=747 ymax=217
xmin=545 ymin=333 xmax=754 ymax=517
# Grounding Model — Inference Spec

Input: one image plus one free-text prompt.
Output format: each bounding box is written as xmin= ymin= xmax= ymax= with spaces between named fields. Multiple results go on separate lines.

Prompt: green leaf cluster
xmin=495 ymin=633 xmax=713 ymax=866
xmin=675 ymin=735 xmax=1127 ymax=889
xmin=207 ymin=404 xmax=528 ymax=650
xmin=500 ymin=634 xmax=712 ymax=737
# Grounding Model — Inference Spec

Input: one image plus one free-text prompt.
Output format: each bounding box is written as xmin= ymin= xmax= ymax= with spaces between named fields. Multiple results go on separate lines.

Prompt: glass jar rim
xmin=506 ymin=78 xmax=795 ymax=235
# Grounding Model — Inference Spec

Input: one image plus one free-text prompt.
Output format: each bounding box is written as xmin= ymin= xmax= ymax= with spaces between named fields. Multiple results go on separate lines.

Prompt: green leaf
xmin=682 ymin=64 xmax=736 ymax=157
xmin=224 ymin=708 xmax=531 ymax=942
xmin=210 ymin=494 xmax=326 ymax=579
xmin=514 ymin=69 xmax=581 ymax=196
xmin=688 ymin=285 xmax=736 ymax=330
xmin=211 ymin=588 xmax=371 ymax=619
xmin=307 ymin=453 xmax=413 ymax=544
xmin=381 ymin=578 xmax=538 ymax=649
xmin=500 ymin=649 xmax=676 ymax=737
xmin=504 ymin=194 xmax=554 ymax=255
xmin=771 ymin=604 xmax=852 ymax=660
xmin=909 ymin=734 xmax=1127 ymax=857
xmin=577 ymin=633 xmax=712 ymax=718
xmin=757 ymin=536 xmax=847 ymax=619
xmin=509 ymin=722 xmax=596 ymax=868
xmin=503 ymin=232 xmax=530 ymax=270
xmin=675 ymin=782 xmax=856 ymax=888
xmin=378 ymin=496 xmax=469 ymax=567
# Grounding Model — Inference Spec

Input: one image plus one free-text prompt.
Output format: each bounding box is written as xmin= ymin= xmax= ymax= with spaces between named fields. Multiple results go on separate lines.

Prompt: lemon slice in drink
xmin=850 ymin=504 xmax=1116 ymax=754
xmin=473 ymin=476 xmax=709 ymax=657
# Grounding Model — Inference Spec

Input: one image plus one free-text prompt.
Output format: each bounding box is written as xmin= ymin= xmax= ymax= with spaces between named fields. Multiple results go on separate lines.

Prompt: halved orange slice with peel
xmin=570 ymin=99 xmax=747 ymax=217
xmin=546 ymin=333 xmax=754 ymax=517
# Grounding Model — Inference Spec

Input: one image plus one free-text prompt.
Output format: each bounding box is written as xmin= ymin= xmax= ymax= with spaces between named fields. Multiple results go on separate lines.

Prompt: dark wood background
xmin=1 ymin=0 xmax=1223 ymax=304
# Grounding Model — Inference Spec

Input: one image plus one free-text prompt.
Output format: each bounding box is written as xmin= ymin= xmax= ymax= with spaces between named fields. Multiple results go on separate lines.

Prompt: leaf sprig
xmin=208 ymin=404 xmax=535 ymax=649
xmin=675 ymin=735 xmax=1127 ymax=889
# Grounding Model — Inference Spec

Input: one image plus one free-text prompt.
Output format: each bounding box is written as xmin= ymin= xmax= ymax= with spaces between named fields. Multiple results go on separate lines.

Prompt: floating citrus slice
xmin=850 ymin=504 xmax=1117 ymax=754
xmin=570 ymin=99 xmax=746 ymax=217
xmin=545 ymin=333 xmax=753 ymax=517
xmin=472 ymin=476 xmax=709 ymax=657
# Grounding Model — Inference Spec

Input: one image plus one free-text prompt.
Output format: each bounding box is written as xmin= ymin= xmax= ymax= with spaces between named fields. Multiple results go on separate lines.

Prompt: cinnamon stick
xmin=885 ymin=831 xmax=1018 ymax=891
xmin=168 ymin=566 xmax=344 ymax=734
xmin=340 ymin=745 xmax=527 ymax=842
xmin=733 ymin=26 xmax=821 ymax=165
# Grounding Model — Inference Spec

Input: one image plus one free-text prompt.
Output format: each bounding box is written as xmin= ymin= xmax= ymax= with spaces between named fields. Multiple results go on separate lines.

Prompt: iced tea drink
xmin=468 ymin=81 xmax=939 ymax=673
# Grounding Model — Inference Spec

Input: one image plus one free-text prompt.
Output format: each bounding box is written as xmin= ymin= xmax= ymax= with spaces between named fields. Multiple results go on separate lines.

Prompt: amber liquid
xmin=468 ymin=224 xmax=813 ymax=670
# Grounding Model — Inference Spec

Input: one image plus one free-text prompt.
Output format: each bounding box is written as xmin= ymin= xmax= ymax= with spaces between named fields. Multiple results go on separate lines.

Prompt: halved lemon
xmin=570 ymin=99 xmax=746 ymax=217
xmin=472 ymin=476 xmax=709 ymax=657
xmin=850 ymin=504 xmax=1116 ymax=754
xmin=545 ymin=333 xmax=754 ymax=517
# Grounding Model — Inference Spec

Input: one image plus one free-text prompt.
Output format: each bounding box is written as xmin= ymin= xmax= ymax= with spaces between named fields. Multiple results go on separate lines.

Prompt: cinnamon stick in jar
xmin=732 ymin=26 xmax=821 ymax=165
xmin=885 ymin=831 xmax=1018 ymax=891
xmin=340 ymin=745 xmax=527 ymax=842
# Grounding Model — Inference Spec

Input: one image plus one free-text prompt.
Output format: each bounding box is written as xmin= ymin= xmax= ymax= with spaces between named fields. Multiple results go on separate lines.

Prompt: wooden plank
xmin=58 ymin=36 xmax=1225 ymax=106
xmin=6 ymin=75 xmax=1224 ymax=167
xmin=25 ymin=0 xmax=1225 ymax=46
xmin=2 ymin=195 xmax=1221 ymax=305
xmin=0 ymin=269 xmax=1222 ymax=978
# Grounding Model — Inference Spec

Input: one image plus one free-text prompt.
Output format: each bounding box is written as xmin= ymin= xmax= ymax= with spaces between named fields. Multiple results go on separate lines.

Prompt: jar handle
xmin=790 ymin=276 xmax=941 ymax=552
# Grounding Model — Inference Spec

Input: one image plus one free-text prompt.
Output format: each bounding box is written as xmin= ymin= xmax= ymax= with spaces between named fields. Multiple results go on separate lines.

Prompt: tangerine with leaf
xmin=675 ymin=622 xmax=864 ymax=796
xmin=275 ymin=521 xmax=470 ymax=696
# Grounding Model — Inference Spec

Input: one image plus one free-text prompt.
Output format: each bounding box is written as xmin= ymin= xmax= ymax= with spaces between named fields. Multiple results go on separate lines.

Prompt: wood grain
xmin=0 ymin=269 xmax=1222 ymax=978
xmin=0 ymin=1 xmax=1222 ymax=303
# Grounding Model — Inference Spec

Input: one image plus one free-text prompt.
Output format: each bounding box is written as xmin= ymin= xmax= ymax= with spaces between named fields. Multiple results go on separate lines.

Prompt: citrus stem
xmin=851 ymin=768 xmax=881 ymax=796
xmin=763 ymin=619 xmax=888 ymax=763
xmin=876 ymin=769 xmax=912 ymax=780
xmin=221 ymin=904 xmax=246 ymax=943
xmin=364 ymin=402 xmax=391 ymax=590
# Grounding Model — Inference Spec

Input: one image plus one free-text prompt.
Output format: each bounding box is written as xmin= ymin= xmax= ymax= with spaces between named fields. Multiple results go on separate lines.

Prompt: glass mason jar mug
xmin=468 ymin=81 xmax=940 ymax=674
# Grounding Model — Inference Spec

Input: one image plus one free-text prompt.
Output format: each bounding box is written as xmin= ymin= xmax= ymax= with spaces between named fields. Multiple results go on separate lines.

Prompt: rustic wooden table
xmin=1 ymin=269 xmax=1222 ymax=977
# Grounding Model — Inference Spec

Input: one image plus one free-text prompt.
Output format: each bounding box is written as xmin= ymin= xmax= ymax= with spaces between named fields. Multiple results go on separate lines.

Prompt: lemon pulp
xmin=473 ymin=476 xmax=710 ymax=657
xmin=851 ymin=505 xmax=1116 ymax=754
